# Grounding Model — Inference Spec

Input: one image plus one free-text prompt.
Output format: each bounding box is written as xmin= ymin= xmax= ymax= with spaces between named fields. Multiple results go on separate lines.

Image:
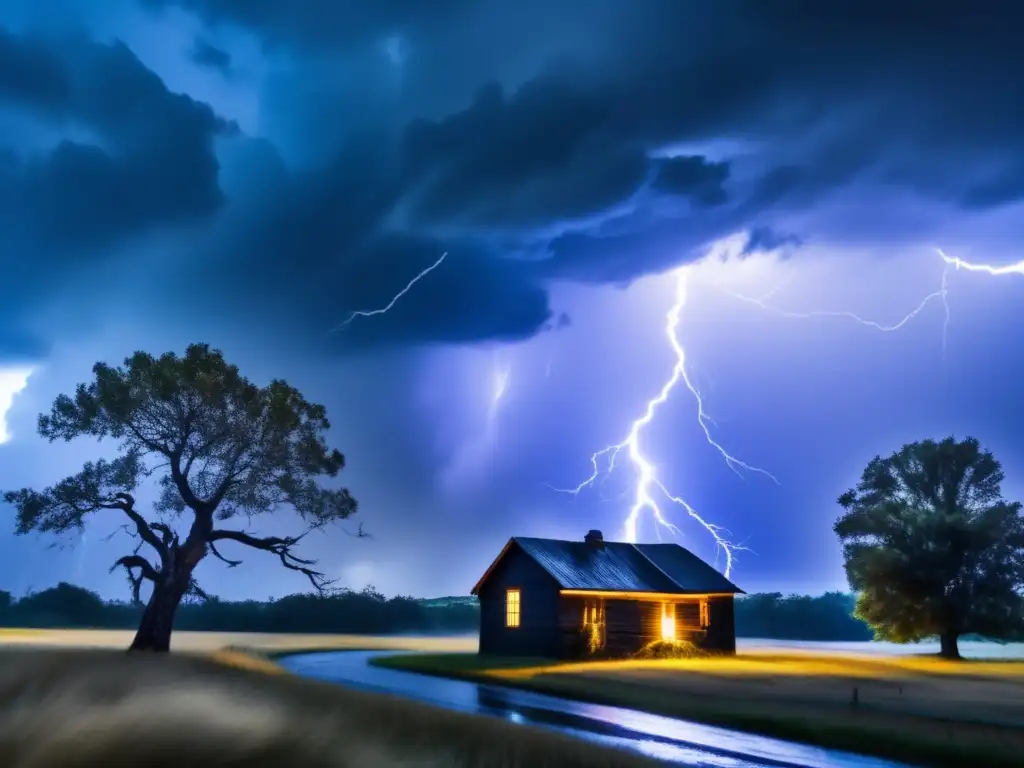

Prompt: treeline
xmin=0 ymin=583 xmax=479 ymax=635
xmin=734 ymin=591 xmax=872 ymax=641
xmin=0 ymin=583 xmax=876 ymax=640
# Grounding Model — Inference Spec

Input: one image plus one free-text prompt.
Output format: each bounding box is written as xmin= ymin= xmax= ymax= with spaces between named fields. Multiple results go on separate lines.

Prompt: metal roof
xmin=514 ymin=538 xmax=678 ymax=592
xmin=472 ymin=536 xmax=743 ymax=595
xmin=632 ymin=543 xmax=743 ymax=594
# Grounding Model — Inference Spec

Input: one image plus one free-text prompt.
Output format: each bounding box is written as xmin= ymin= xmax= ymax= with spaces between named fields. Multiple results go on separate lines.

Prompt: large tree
xmin=3 ymin=344 xmax=358 ymax=651
xmin=835 ymin=436 xmax=1024 ymax=659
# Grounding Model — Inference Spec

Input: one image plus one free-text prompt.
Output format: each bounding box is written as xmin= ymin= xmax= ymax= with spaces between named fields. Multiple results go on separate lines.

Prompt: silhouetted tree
xmin=3 ymin=344 xmax=359 ymax=652
xmin=16 ymin=582 xmax=107 ymax=626
xmin=836 ymin=437 xmax=1024 ymax=659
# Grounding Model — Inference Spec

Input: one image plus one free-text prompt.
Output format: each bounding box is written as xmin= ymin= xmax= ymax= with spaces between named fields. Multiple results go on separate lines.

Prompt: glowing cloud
xmin=0 ymin=367 xmax=33 ymax=445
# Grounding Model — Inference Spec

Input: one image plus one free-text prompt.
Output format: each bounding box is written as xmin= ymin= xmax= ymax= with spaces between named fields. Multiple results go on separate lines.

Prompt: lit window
xmin=505 ymin=589 xmax=521 ymax=627
xmin=661 ymin=602 xmax=676 ymax=641
xmin=700 ymin=600 xmax=710 ymax=627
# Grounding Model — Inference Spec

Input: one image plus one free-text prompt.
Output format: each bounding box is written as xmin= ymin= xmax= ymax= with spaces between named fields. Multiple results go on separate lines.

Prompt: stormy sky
xmin=1 ymin=1 xmax=1023 ymax=600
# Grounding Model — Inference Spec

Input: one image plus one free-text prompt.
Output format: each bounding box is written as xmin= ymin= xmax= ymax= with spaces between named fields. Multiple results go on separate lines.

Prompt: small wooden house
xmin=471 ymin=529 xmax=743 ymax=659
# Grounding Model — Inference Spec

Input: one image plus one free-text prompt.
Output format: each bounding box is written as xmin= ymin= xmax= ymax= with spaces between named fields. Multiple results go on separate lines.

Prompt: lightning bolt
xmin=548 ymin=243 xmax=1015 ymax=578
xmin=550 ymin=266 xmax=777 ymax=577
xmin=937 ymin=248 xmax=1024 ymax=276
xmin=332 ymin=252 xmax=448 ymax=333
xmin=716 ymin=254 xmax=955 ymax=356
xmin=717 ymin=246 xmax=1023 ymax=362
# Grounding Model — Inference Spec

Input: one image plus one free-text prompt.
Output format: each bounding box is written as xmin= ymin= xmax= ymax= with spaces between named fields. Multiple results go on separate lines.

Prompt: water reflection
xmin=281 ymin=651 xmax=910 ymax=768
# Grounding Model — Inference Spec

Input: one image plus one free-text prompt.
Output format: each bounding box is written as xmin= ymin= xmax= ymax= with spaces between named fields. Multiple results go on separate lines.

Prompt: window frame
xmin=505 ymin=588 xmax=521 ymax=628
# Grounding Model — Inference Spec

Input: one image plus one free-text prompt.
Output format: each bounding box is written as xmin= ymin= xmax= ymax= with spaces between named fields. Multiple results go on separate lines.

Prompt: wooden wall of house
xmin=477 ymin=544 xmax=561 ymax=657
xmin=553 ymin=594 xmax=735 ymax=658
xmin=556 ymin=595 xmax=590 ymax=658
xmin=704 ymin=596 xmax=736 ymax=653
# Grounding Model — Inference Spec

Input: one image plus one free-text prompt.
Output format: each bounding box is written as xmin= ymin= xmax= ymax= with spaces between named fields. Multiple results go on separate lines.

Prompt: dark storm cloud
xmin=0 ymin=29 xmax=70 ymax=112
xmin=400 ymin=76 xmax=649 ymax=230
xmin=742 ymin=227 xmax=802 ymax=256
xmin=140 ymin=0 xmax=473 ymax=50
xmin=176 ymin=136 xmax=553 ymax=351
xmin=190 ymin=37 xmax=231 ymax=75
xmin=0 ymin=30 xmax=230 ymax=249
xmin=650 ymin=157 xmax=730 ymax=207
xmin=148 ymin=0 xmax=1024 ymax=291
xmin=4 ymin=0 xmax=1023 ymax=355
xmin=0 ymin=25 xmax=234 ymax=361
xmin=0 ymin=329 xmax=47 ymax=364
xmin=330 ymin=238 xmax=552 ymax=350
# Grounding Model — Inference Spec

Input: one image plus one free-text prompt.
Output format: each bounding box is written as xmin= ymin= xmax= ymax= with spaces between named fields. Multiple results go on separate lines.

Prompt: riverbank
xmin=0 ymin=647 xmax=662 ymax=767
xmin=372 ymin=650 xmax=1024 ymax=768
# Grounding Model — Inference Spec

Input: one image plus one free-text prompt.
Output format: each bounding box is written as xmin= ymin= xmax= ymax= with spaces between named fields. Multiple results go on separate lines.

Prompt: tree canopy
xmin=835 ymin=436 xmax=1024 ymax=658
xmin=3 ymin=344 xmax=359 ymax=650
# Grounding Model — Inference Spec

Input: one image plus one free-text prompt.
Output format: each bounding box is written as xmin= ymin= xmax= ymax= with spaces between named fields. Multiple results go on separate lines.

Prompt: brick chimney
xmin=584 ymin=529 xmax=605 ymax=549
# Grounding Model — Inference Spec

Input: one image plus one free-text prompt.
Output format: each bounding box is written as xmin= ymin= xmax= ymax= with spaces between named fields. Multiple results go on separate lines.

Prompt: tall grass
xmin=0 ymin=649 xmax=662 ymax=768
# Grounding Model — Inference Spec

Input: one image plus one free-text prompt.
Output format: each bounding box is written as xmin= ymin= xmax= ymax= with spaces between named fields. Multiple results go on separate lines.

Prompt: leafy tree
xmin=836 ymin=436 xmax=1024 ymax=659
xmin=16 ymin=582 xmax=108 ymax=626
xmin=3 ymin=344 xmax=359 ymax=652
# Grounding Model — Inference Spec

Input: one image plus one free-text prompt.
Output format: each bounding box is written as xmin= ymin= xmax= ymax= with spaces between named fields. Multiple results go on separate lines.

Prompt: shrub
xmin=633 ymin=639 xmax=708 ymax=660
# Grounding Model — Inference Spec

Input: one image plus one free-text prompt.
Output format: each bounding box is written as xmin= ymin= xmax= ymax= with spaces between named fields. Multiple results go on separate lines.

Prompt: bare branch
xmin=101 ymin=493 xmax=168 ymax=561
xmin=344 ymin=521 xmax=371 ymax=540
xmin=149 ymin=522 xmax=178 ymax=548
xmin=110 ymin=554 xmax=159 ymax=604
xmin=102 ymin=524 xmax=134 ymax=543
xmin=209 ymin=528 xmax=336 ymax=592
xmin=208 ymin=540 xmax=242 ymax=567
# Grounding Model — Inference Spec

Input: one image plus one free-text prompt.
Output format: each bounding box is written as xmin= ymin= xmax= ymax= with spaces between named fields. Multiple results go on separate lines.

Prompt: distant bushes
xmin=0 ymin=583 xmax=875 ymax=641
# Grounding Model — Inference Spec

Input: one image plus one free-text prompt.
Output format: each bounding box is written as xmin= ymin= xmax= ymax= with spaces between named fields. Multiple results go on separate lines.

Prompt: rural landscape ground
xmin=1 ymin=629 xmax=1022 ymax=768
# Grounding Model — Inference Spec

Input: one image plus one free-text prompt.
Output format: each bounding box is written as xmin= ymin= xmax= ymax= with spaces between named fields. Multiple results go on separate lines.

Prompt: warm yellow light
xmin=505 ymin=589 xmax=521 ymax=628
xmin=660 ymin=614 xmax=676 ymax=641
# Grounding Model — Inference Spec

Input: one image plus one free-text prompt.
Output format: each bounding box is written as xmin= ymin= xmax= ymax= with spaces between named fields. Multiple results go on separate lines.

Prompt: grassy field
xmin=7 ymin=629 xmax=1024 ymax=767
xmin=0 ymin=645 xmax=661 ymax=768
xmin=0 ymin=628 xmax=476 ymax=654
xmin=373 ymin=650 xmax=1024 ymax=768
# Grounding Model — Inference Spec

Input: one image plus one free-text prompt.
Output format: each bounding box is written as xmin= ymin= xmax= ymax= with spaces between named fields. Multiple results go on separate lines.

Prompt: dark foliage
xmin=836 ymin=436 xmax=1024 ymax=658
xmin=0 ymin=583 xmax=879 ymax=641
xmin=733 ymin=591 xmax=873 ymax=641
xmin=0 ymin=583 xmax=478 ymax=635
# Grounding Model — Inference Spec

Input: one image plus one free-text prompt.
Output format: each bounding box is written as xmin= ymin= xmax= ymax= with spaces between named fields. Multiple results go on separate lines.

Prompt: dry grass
xmin=376 ymin=650 xmax=1024 ymax=768
xmin=0 ymin=628 xmax=477 ymax=654
xmin=0 ymin=648 xmax=662 ymax=768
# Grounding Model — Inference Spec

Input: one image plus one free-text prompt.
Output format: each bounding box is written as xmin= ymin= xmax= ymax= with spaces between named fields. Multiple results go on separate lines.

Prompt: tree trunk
xmin=129 ymin=576 xmax=188 ymax=652
xmin=938 ymin=630 xmax=961 ymax=660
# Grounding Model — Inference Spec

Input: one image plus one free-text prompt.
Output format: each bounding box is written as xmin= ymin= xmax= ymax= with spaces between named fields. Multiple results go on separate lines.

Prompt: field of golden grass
xmin=376 ymin=649 xmax=1024 ymax=768
xmin=0 ymin=628 xmax=476 ymax=653
xmin=8 ymin=629 xmax=1024 ymax=767
xmin=0 ymin=646 xmax=659 ymax=768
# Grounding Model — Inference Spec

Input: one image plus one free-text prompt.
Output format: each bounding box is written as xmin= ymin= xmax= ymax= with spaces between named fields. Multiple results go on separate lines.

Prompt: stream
xmin=280 ymin=650 xmax=909 ymax=768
